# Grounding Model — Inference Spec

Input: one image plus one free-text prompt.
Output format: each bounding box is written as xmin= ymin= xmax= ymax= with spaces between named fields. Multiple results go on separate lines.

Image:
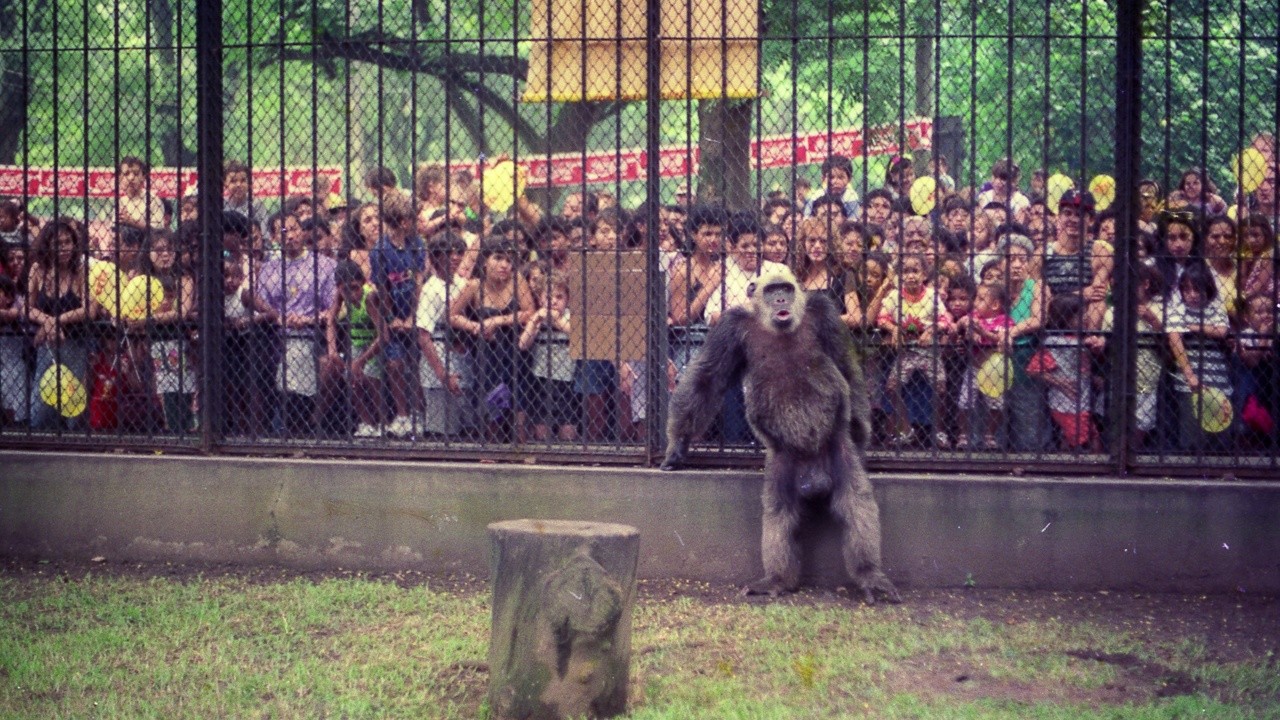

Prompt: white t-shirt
xmin=415 ymin=273 xmax=468 ymax=388
xmin=224 ymin=281 xmax=253 ymax=323
xmin=976 ymin=189 xmax=1030 ymax=217
xmin=705 ymin=260 xmax=790 ymax=322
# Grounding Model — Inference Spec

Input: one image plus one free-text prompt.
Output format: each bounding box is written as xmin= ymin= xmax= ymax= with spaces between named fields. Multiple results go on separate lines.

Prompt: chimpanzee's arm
xmin=661 ymin=308 xmax=750 ymax=470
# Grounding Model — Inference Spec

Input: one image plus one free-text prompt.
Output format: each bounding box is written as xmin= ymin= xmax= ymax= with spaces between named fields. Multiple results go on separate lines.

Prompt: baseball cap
xmin=1058 ymin=189 xmax=1096 ymax=213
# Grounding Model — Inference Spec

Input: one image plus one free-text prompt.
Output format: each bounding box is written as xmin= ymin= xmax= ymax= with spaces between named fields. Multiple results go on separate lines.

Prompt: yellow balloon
xmin=909 ymin=176 xmax=938 ymax=216
xmin=1227 ymin=204 xmax=1240 ymax=221
xmin=88 ymin=260 xmax=121 ymax=313
xmin=1046 ymin=173 xmax=1075 ymax=215
xmin=1232 ymin=147 xmax=1267 ymax=193
xmin=977 ymin=352 xmax=1014 ymax=399
xmin=1088 ymin=174 xmax=1117 ymax=212
xmin=39 ymin=363 xmax=88 ymax=418
xmin=1193 ymin=386 xmax=1232 ymax=433
xmin=481 ymin=160 xmax=526 ymax=214
xmin=121 ymin=275 xmax=165 ymax=321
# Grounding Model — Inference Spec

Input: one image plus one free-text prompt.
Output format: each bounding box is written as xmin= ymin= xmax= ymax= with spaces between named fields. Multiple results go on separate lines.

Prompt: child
xmin=1131 ymin=263 xmax=1167 ymax=450
xmin=368 ymin=193 xmax=425 ymax=437
xmin=223 ymin=160 xmax=261 ymax=224
xmin=877 ymin=254 xmax=952 ymax=447
xmin=416 ymin=235 xmax=470 ymax=437
xmin=519 ymin=272 xmax=577 ymax=442
xmin=1233 ymin=294 xmax=1277 ymax=446
xmin=0 ymin=274 xmax=28 ymax=427
xmin=222 ymin=256 xmax=267 ymax=435
xmin=116 ymin=156 xmax=167 ymax=230
xmin=1027 ymin=294 xmax=1098 ymax=451
xmin=956 ymin=282 xmax=1015 ymax=449
xmin=142 ymin=230 xmax=197 ymax=434
xmin=1165 ymin=260 xmax=1232 ymax=452
xmin=319 ymin=261 xmax=386 ymax=438
xmin=978 ymin=258 xmax=1003 ymax=288
xmin=939 ymin=274 xmax=974 ymax=448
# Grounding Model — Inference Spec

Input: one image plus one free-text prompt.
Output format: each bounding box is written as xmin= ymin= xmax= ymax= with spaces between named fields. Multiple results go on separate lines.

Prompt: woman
xmin=666 ymin=207 xmax=725 ymax=378
xmin=1154 ymin=211 xmax=1203 ymax=296
xmin=141 ymin=229 xmax=197 ymax=434
xmin=27 ymin=219 xmax=91 ymax=429
xmin=997 ymin=233 xmax=1050 ymax=451
xmin=449 ymin=238 xmax=533 ymax=442
xmin=340 ymin=202 xmax=380 ymax=282
xmin=1202 ymin=215 xmax=1242 ymax=320
xmin=1167 ymin=167 xmax=1227 ymax=216
xmin=793 ymin=217 xmax=846 ymax=307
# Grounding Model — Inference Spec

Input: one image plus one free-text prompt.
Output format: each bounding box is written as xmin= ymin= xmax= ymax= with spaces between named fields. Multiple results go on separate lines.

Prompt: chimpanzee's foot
xmin=852 ymin=571 xmax=901 ymax=605
xmin=741 ymin=575 xmax=796 ymax=598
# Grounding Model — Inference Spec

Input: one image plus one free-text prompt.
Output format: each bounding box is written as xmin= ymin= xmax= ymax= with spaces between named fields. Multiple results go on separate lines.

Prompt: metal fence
xmin=0 ymin=0 xmax=1276 ymax=477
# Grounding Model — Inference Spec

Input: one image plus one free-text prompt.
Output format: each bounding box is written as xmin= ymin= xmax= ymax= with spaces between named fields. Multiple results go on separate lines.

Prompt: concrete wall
xmin=2 ymin=451 xmax=1277 ymax=592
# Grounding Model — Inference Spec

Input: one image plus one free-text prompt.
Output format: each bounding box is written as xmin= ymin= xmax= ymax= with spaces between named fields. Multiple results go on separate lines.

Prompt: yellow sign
xmin=522 ymin=0 xmax=759 ymax=102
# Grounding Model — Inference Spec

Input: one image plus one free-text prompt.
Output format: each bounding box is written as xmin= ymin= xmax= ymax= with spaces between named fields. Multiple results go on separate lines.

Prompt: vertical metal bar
xmin=645 ymin=0 xmax=665 ymax=464
xmin=197 ymin=0 xmax=226 ymax=451
xmin=1110 ymin=0 xmax=1143 ymax=475
xmin=344 ymin=0 xmax=352 ymax=206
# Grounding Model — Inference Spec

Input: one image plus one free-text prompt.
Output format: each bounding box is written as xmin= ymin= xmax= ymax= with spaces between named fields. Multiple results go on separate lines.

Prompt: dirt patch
xmin=880 ymin=651 xmax=1150 ymax=706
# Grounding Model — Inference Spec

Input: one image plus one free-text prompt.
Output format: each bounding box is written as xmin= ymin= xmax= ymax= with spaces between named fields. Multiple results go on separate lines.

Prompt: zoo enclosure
xmin=0 ymin=0 xmax=1276 ymax=476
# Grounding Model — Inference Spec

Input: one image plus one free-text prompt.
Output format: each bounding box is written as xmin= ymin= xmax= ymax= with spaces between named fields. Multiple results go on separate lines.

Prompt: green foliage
xmin=0 ymin=0 xmax=1275 ymax=198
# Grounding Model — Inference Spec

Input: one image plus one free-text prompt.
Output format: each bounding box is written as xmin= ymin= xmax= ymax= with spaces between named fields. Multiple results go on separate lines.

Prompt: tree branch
xmin=270 ymin=34 xmax=528 ymax=80
xmin=450 ymin=74 xmax=545 ymax=151
xmin=446 ymin=90 xmax=488 ymax=156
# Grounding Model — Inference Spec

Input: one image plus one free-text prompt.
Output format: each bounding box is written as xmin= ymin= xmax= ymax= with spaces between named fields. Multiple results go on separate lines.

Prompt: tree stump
xmin=487 ymin=519 xmax=640 ymax=720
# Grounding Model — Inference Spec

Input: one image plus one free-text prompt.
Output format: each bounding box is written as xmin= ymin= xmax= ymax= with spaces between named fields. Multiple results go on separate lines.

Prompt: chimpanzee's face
xmin=760 ymin=281 xmax=798 ymax=332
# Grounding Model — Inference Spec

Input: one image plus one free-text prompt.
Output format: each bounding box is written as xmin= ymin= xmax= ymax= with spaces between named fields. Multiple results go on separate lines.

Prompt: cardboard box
xmin=565 ymin=250 xmax=650 ymax=361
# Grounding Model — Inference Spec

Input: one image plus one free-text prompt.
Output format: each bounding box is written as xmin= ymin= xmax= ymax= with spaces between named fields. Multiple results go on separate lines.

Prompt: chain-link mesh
xmin=0 ymin=0 xmax=1276 ymax=474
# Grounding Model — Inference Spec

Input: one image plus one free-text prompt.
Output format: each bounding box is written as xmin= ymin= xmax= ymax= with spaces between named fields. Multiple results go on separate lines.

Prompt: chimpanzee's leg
xmin=829 ymin=435 xmax=901 ymax=604
xmin=743 ymin=449 xmax=802 ymax=597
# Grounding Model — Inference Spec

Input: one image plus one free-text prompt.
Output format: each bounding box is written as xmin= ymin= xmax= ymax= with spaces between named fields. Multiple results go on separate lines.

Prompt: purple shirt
xmin=255 ymin=250 xmax=336 ymax=321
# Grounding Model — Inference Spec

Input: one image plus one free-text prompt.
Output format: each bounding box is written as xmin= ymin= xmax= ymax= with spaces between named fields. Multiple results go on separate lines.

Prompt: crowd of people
xmin=0 ymin=149 xmax=1277 ymax=455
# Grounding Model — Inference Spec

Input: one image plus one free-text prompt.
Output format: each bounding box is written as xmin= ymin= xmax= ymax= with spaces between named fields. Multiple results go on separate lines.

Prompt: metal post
xmin=1109 ymin=0 xmax=1143 ymax=474
xmin=644 ymin=0 xmax=666 ymax=464
xmin=196 ymin=0 xmax=225 ymax=452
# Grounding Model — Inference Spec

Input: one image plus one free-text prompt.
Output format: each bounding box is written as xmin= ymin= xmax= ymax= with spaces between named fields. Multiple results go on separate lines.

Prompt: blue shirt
xmin=370 ymin=234 xmax=425 ymax=319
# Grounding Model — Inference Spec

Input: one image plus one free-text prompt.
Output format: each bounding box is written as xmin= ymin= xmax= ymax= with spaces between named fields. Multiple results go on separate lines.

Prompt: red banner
xmin=0 ymin=166 xmax=344 ymax=200
xmin=432 ymin=118 xmax=933 ymax=189
xmin=2 ymin=119 xmax=929 ymax=199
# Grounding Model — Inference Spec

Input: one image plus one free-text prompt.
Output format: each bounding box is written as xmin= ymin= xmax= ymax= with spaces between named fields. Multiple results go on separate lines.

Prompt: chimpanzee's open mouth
xmin=776 ymin=311 xmax=791 ymax=320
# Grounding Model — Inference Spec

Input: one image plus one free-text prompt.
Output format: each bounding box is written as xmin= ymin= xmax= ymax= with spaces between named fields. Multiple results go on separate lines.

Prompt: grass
xmin=1 ymin=572 xmax=1277 ymax=719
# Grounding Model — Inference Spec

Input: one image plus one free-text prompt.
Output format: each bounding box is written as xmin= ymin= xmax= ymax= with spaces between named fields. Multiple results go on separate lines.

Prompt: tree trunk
xmin=0 ymin=56 xmax=29 ymax=165
xmin=487 ymin=519 xmax=639 ymax=720
xmin=696 ymin=98 xmax=754 ymax=211
xmin=149 ymin=0 xmax=196 ymax=167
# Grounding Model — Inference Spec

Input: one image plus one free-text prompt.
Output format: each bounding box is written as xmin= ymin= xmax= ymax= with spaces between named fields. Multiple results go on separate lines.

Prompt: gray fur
xmin=662 ymin=270 xmax=899 ymax=603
